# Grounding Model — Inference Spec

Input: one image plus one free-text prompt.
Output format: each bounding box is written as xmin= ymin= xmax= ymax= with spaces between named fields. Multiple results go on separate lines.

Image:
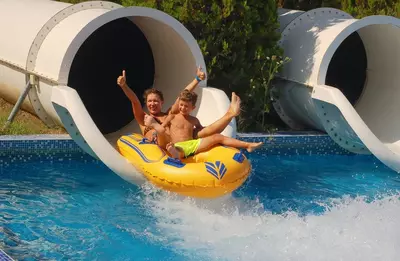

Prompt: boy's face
xmin=178 ymin=99 xmax=195 ymax=116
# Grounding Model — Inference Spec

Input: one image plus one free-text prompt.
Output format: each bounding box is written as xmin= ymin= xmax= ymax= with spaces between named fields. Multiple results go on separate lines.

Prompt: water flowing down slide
xmin=51 ymin=85 xmax=146 ymax=184
xmin=312 ymin=85 xmax=400 ymax=172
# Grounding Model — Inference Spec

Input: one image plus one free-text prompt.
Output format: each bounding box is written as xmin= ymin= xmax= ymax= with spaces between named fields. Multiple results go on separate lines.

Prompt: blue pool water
xmin=1 ymin=152 xmax=400 ymax=261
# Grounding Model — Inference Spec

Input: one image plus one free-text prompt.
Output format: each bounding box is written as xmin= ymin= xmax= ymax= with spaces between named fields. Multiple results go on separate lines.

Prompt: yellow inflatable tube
xmin=116 ymin=133 xmax=252 ymax=198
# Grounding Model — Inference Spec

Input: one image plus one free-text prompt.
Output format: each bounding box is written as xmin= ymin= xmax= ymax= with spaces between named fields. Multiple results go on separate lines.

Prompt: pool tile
xmin=0 ymin=132 xmax=354 ymax=167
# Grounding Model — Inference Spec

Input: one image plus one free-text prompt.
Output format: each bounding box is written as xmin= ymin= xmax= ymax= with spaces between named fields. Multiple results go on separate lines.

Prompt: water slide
xmin=274 ymin=8 xmax=400 ymax=173
xmin=2 ymin=1 xmax=400 ymax=180
xmin=0 ymin=0 xmax=236 ymax=185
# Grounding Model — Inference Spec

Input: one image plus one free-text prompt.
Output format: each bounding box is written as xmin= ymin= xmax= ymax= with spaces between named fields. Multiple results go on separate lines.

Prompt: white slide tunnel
xmin=0 ymin=0 xmax=236 ymax=185
xmin=274 ymin=8 xmax=400 ymax=173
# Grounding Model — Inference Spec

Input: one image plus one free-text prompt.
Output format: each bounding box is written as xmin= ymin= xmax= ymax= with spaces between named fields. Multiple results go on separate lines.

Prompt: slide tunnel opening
xmin=322 ymin=23 xmax=400 ymax=145
xmin=348 ymin=24 xmax=400 ymax=144
xmin=325 ymin=31 xmax=367 ymax=106
xmin=68 ymin=17 xmax=155 ymax=135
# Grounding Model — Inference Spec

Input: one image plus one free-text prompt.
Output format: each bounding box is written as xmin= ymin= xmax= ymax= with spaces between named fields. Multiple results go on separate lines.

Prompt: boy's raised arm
xmin=161 ymin=114 xmax=175 ymax=128
xmin=117 ymin=70 xmax=146 ymax=126
xmin=167 ymin=66 xmax=206 ymax=114
xmin=184 ymin=65 xmax=206 ymax=93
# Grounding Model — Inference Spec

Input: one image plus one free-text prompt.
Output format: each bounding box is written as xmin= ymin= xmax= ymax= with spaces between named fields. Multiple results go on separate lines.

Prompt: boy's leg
xmin=196 ymin=134 xmax=263 ymax=154
xmin=196 ymin=93 xmax=241 ymax=138
xmin=166 ymin=142 xmax=184 ymax=159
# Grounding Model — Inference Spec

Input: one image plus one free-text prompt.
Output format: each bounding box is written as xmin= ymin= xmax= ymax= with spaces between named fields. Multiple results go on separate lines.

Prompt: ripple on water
xmin=1 ymin=154 xmax=400 ymax=261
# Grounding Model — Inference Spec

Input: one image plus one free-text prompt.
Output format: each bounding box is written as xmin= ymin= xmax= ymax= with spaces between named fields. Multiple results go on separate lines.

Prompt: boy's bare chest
xmin=172 ymin=117 xmax=194 ymax=130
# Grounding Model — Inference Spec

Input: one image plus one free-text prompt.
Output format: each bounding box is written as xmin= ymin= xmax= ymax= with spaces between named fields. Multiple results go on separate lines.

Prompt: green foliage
xmin=278 ymin=0 xmax=341 ymax=10
xmin=0 ymin=120 xmax=35 ymax=135
xmin=244 ymin=55 xmax=291 ymax=132
xmin=56 ymin=0 xmax=122 ymax=4
xmin=341 ymin=0 xmax=400 ymax=18
xmin=0 ymin=114 xmax=65 ymax=135
xmin=278 ymin=0 xmax=400 ymax=18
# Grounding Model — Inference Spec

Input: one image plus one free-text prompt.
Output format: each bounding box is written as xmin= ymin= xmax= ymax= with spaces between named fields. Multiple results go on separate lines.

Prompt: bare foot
xmin=166 ymin=142 xmax=182 ymax=159
xmin=246 ymin=142 xmax=263 ymax=153
xmin=231 ymin=92 xmax=237 ymax=104
xmin=228 ymin=92 xmax=241 ymax=117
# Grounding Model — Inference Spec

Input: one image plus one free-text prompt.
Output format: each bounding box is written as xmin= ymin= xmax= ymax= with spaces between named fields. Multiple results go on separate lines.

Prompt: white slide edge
xmin=312 ymin=84 xmax=400 ymax=173
xmin=51 ymin=85 xmax=147 ymax=185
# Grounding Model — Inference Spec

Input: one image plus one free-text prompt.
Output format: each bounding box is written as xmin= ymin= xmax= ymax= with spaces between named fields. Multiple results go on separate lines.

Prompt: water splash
xmin=139 ymin=184 xmax=400 ymax=261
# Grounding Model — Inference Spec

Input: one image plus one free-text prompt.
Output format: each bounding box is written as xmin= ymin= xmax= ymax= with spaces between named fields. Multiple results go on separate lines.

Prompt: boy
xmin=145 ymin=90 xmax=263 ymax=159
xmin=117 ymin=67 xmax=242 ymax=149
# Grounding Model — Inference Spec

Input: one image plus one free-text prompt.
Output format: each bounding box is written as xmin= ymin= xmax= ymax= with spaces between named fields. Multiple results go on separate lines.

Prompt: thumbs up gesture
xmin=117 ymin=70 xmax=127 ymax=87
xmin=196 ymin=65 xmax=206 ymax=81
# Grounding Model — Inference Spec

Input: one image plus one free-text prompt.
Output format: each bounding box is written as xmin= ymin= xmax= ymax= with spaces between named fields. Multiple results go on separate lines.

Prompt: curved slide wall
xmin=274 ymin=8 xmax=400 ymax=173
xmin=0 ymin=0 xmax=236 ymax=185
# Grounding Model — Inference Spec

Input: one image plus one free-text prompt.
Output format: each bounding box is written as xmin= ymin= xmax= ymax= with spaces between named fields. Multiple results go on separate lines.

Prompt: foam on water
xmin=2 ymin=152 xmax=400 ymax=260
xmin=138 ymin=184 xmax=400 ymax=261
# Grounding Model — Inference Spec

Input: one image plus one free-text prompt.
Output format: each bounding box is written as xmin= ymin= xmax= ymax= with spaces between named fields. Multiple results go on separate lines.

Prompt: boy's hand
xmin=196 ymin=66 xmax=206 ymax=81
xmin=144 ymin=114 xmax=155 ymax=127
xmin=117 ymin=70 xmax=127 ymax=87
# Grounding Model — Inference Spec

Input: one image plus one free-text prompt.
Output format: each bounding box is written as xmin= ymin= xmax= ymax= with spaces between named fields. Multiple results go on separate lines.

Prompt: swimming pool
xmin=1 ymin=134 xmax=400 ymax=261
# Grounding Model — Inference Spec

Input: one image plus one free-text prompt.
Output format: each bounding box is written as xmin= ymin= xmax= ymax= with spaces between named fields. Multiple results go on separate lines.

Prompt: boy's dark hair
xmin=143 ymin=88 xmax=164 ymax=102
xmin=179 ymin=90 xmax=198 ymax=106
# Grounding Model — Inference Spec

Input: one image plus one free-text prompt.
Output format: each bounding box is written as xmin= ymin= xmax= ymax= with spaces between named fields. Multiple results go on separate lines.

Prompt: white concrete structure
xmin=0 ymin=0 xmax=235 ymax=185
xmin=274 ymin=8 xmax=400 ymax=172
